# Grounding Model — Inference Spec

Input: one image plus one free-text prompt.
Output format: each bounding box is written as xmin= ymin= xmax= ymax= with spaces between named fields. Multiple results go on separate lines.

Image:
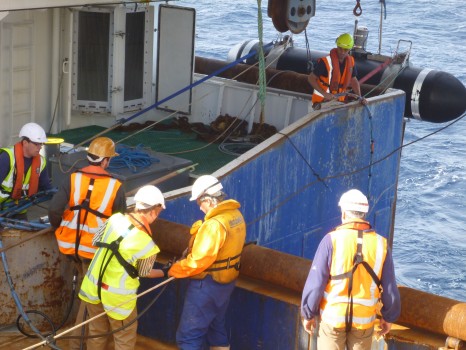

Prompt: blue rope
xmin=108 ymin=144 xmax=160 ymax=173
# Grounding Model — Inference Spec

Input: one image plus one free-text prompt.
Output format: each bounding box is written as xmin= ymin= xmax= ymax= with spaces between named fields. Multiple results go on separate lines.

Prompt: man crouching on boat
xmin=79 ymin=185 xmax=168 ymax=350
xmin=166 ymin=175 xmax=246 ymax=350
xmin=301 ymin=189 xmax=401 ymax=350
xmin=308 ymin=33 xmax=367 ymax=109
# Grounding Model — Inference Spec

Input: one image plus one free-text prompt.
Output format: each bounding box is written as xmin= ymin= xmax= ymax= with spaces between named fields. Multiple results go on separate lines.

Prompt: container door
xmin=156 ymin=5 xmax=195 ymax=114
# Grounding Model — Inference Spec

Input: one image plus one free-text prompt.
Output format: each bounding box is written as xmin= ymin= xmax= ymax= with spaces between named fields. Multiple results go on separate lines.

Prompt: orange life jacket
xmin=312 ymin=48 xmax=355 ymax=104
xmin=0 ymin=142 xmax=43 ymax=200
xmin=54 ymin=166 xmax=122 ymax=260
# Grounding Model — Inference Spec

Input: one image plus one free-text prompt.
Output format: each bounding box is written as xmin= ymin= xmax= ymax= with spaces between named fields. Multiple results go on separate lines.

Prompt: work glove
xmin=161 ymin=260 xmax=173 ymax=278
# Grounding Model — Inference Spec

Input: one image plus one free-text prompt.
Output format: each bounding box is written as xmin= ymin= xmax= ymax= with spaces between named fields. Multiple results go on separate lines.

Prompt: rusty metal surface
xmin=151 ymin=219 xmax=466 ymax=342
xmin=194 ymin=56 xmax=384 ymax=98
xmin=397 ymin=286 xmax=466 ymax=342
xmin=0 ymin=228 xmax=74 ymax=327
xmin=151 ymin=219 xmax=311 ymax=292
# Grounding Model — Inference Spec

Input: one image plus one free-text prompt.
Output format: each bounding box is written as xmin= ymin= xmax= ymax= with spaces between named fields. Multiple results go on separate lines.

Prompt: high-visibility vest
xmin=312 ymin=49 xmax=355 ymax=104
xmin=55 ymin=169 xmax=121 ymax=259
xmin=0 ymin=146 xmax=46 ymax=203
xmin=79 ymin=213 xmax=160 ymax=320
xmin=320 ymin=220 xmax=387 ymax=329
xmin=191 ymin=200 xmax=246 ymax=284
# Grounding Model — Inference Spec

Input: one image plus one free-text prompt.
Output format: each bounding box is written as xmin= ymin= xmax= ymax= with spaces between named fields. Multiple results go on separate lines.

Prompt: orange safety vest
xmin=320 ymin=220 xmax=387 ymax=330
xmin=312 ymin=48 xmax=355 ymax=104
xmin=55 ymin=166 xmax=122 ymax=260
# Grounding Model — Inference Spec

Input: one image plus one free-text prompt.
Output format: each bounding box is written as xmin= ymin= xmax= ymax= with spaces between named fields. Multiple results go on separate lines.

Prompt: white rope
xmin=22 ymin=277 xmax=175 ymax=350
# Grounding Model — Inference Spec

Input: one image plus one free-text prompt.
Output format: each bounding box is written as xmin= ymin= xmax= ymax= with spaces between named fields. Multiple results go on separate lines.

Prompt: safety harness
xmin=205 ymin=252 xmax=242 ymax=272
xmin=69 ymin=172 xmax=112 ymax=262
xmin=329 ymin=229 xmax=383 ymax=332
xmin=93 ymin=214 xmax=152 ymax=300
xmin=94 ymin=223 xmax=139 ymax=300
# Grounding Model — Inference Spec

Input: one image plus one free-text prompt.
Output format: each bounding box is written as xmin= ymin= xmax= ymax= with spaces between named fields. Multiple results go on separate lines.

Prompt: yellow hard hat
xmin=87 ymin=137 xmax=118 ymax=158
xmin=336 ymin=33 xmax=354 ymax=50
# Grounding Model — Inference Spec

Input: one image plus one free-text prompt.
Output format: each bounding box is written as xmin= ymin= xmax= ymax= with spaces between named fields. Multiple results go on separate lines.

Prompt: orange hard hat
xmin=87 ymin=137 xmax=118 ymax=158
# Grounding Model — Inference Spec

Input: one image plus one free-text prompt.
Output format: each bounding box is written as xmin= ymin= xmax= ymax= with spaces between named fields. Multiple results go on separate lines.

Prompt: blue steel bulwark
xmin=160 ymin=92 xmax=406 ymax=260
xmin=138 ymin=92 xmax=406 ymax=349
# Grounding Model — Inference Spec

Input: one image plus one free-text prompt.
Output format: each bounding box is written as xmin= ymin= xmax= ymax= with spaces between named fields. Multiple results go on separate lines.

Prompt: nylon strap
xmin=73 ymin=178 xmax=95 ymax=262
xmin=329 ymin=229 xmax=383 ymax=332
xmin=205 ymin=252 xmax=242 ymax=272
xmin=95 ymin=224 xmax=138 ymax=300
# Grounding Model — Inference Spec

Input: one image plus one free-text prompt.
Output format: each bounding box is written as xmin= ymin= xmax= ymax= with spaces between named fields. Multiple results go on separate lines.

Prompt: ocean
xmin=178 ymin=0 xmax=466 ymax=302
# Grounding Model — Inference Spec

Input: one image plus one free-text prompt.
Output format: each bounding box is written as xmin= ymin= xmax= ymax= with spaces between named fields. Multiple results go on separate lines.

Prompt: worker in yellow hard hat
xmin=48 ymin=136 xmax=126 ymax=350
xmin=308 ymin=33 xmax=367 ymax=107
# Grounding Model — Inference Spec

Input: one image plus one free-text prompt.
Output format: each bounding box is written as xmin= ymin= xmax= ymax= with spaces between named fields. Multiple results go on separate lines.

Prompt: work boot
xmin=210 ymin=347 xmax=230 ymax=350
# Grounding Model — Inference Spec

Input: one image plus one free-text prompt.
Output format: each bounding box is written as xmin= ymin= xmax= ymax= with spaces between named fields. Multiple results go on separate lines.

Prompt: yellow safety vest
xmin=0 ymin=146 xmax=46 ymax=203
xmin=320 ymin=220 xmax=387 ymax=329
xmin=192 ymin=200 xmax=246 ymax=284
xmin=79 ymin=213 xmax=160 ymax=320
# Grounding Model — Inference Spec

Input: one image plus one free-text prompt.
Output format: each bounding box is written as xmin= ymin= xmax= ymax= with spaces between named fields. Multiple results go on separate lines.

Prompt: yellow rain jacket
xmin=170 ymin=199 xmax=246 ymax=284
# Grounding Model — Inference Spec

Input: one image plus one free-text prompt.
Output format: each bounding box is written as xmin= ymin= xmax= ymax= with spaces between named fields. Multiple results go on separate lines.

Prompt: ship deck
xmin=0 ymin=325 xmax=177 ymax=349
xmin=52 ymin=122 xmax=242 ymax=177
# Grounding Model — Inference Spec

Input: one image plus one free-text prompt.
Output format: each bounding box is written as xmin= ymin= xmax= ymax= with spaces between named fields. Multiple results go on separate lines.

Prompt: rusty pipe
xmin=151 ymin=219 xmax=311 ymax=292
xmin=151 ymin=219 xmax=466 ymax=341
xmin=397 ymin=286 xmax=466 ymax=342
xmin=195 ymin=56 xmax=384 ymax=98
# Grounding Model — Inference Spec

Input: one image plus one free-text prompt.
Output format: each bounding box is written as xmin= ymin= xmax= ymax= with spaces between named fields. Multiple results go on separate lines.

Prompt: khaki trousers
xmin=84 ymin=302 xmax=138 ymax=350
xmin=317 ymin=321 xmax=374 ymax=350
xmin=69 ymin=259 xmax=91 ymax=350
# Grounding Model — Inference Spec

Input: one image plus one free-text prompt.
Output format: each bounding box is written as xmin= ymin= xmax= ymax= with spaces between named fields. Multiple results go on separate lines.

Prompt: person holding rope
xmin=167 ymin=175 xmax=246 ymax=350
xmin=0 ymin=122 xmax=52 ymax=219
xmin=79 ymin=185 xmax=169 ymax=350
xmin=48 ymin=136 xmax=126 ymax=349
xmin=300 ymin=189 xmax=400 ymax=350
xmin=308 ymin=33 xmax=367 ymax=109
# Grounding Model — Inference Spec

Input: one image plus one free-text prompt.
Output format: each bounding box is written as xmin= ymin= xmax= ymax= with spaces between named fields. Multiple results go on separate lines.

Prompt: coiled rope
xmin=108 ymin=144 xmax=160 ymax=173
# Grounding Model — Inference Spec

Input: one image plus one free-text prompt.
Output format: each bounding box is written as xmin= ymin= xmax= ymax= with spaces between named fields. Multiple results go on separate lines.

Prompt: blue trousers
xmin=176 ymin=275 xmax=236 ymax=350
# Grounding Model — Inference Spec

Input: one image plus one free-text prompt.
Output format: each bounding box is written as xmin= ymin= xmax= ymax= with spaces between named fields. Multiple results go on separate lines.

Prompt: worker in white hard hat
xmin=301 ymin=189 xmax=401 ymax=350
xmin=79 ymin=185 xmax=168 ymax=350
xmin=167 ymin=175 xmax=246 ymax=350
xmin=0 ymin=122 xmax=52 ymax=219
xmin=48 ymin=136 xmax=127 ymax=350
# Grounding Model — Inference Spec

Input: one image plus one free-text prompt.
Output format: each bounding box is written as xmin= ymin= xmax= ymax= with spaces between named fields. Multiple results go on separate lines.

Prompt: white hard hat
xmin=338 ymin=189 xmax=369 ymax=213
xmin=190 ymin=175 xmax=223 ymax=201
xmin=134 ymin=185 xmax=166 ymax=209
xmin=19 ymin=122 xmax=48 ymax=143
